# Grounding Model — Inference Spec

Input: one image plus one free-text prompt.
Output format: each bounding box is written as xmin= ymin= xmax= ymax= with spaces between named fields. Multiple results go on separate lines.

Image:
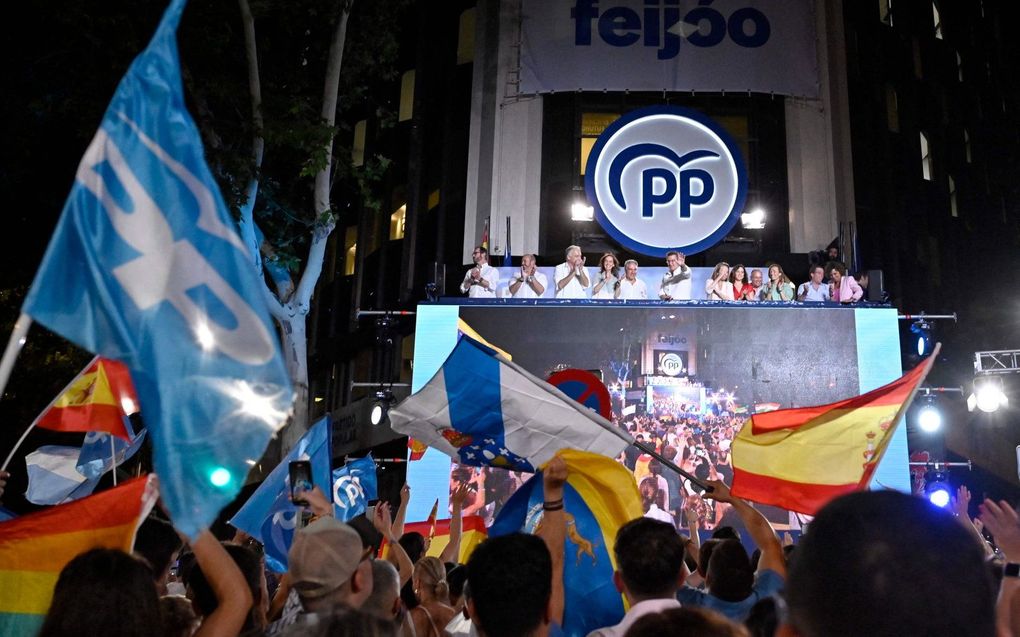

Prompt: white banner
xmin=520 ymin=0 xmax=818 ymax=97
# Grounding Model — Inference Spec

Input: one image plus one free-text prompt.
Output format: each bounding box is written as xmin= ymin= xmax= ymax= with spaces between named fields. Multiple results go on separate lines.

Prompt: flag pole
xmin=110 ymin=434 xmax=118 ymax=486
xmin=0 ymin=313 xmax=32 ymax=405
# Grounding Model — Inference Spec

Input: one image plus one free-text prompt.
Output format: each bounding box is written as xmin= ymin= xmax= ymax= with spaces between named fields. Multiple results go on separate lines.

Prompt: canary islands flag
xmin=731 ymin=347 xmax=938 ymax=515
xmin=389 ymin=335 xmax=632 ymax=473
xmin=21 ymin=0 xmax=292 ymax=538
xmin=491 ymin=450 xmax=642 ymax=637
xmin=0 ymin=476 xmax=157 ymax=636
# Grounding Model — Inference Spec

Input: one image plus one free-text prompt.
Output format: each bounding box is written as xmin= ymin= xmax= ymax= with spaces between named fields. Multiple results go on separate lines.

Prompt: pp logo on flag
xmin=333 ymin=475 xmax=365 ymax=509
xmin=584 ymin=106 xmax=747 ymax=257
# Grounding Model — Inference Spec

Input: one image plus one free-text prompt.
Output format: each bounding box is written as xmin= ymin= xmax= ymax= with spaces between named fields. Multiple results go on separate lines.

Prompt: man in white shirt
xmin=797 ymin=264 xmax=831 ymax=302
xmin=460 ymin=246 xmax=499 ymax=298
xmin=616 ymin=260 xmax=647 ymax=300
xmin=509 ymin=253 xmax=548 ymax=298
xmin=749 ymin=268 xmax=765 ymax=301
xmin=586 ymin=518 xmax=686 ymax=637
xmin=658 ymin=251 xmax=692 ymax=301
xmin=554 ymin=245 xmax=590 ymax=299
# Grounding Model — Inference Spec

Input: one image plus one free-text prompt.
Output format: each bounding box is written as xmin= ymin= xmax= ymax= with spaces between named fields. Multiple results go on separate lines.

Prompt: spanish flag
xmin=404 ymin=515 xmax=488 ymax=564
xmin=0 ymin=476 xmax=157 ymax=635
xmin=33 ymin=357 xmax=136 ymax=440
xmin=731 ymin=348 xmax=938 ymax=515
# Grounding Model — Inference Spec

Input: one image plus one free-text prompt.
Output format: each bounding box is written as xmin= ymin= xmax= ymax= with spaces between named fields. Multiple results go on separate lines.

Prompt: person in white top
xmin=508 ymin=253 xmax=548 ymax=298
xmin=554 ymin=245 xmax=590 ymax=299
xmin=658 ymin=251 xmax=692 ymax=301
xmin=616 ymin=260 xmax=647 ymax=300
xmin=591 ymin=252 xmax=621 ymax=300
xmin=459 ymin=246 xmax=499 ymax=298
xmin=585 ymin=517 xmax=686 ymax=637
xmin=704 ymin=262 xmax=735 ymax=300
xmin=797 ymin=264 xmax=831 ymax=302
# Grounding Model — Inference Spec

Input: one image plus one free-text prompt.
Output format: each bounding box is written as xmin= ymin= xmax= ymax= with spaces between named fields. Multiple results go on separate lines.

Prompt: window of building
xmin=885 ymin=84 xmax=899 ymax=132
xmin=352 ymin=119 xmax=367 ymax=167
xmin=457 ymin=8 xmax=475 ymax=65
xmin=964 ymin=129 xmax=972 ymax=163
xmin=956 ymin=52 xmax=963 ymax=82
xmin=579 ymin=112 xmax=620 ymax=175
xmin=948 ymin=175 xmax=958 ymax=217
xmin=390 ymin=204 xmax=406 ymax=240
xmin=933 ymin=2 xmax=943 ymax=39
xmin=879 ymin=0 xmax=893 ymax=26
xmin=343 ymin=226 xmax=357 ymax=276
xmin=920 ymin=131 xmax=933 ymax=180
xmin=399 ymin=70 xmax=415 ymax=122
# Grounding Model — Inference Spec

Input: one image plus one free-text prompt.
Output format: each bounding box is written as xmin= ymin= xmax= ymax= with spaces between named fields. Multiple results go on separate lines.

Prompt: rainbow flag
xmin=403 ymin=515 xmax=488 ymax=564
xmin=33 ymin=357 xmax=136 ymax=440
xmin=731 ymin=352 xmax=937 ymax=515
xmin=0 ymin=476 xmax=156 ymax=635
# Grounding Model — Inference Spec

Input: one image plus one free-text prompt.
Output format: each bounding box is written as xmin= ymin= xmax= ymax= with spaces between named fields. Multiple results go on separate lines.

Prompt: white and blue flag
xmin=229 ymin=417 xmax=332 ymax=572
xmin=389 ymin=336 xmax=633 ymax=472
xmin=76 ymin=428 xmax=148 ymax=481
xmin=332 ymin=454 xmax=377 ymax=522
xmin=21 ymin=0 xmax=292 ymax=538
xmin=25 ymin=446 xmax=101 ymax=506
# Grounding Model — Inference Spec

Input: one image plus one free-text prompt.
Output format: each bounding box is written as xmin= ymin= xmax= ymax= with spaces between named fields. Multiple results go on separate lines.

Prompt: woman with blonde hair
xmin=591 ymin=252 xmax=621 ymax=300
xmin=409 ymin=557 xmax=456 ymax=637
xmin=704 ymin=262 xmax=735 ymax=300
xmin=762 ymin=264 xmax=795 ymax=301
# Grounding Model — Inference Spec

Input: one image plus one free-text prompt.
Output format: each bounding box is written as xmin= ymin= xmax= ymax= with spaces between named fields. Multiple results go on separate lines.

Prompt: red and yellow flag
xmin=0 ymin=476 xmax=157 ymax=635
xmin=731 ymin=350 xmax=937 ymax=515
xmin=425 ymin=498 xmax=439 ymax=543
xmin=33 ymin=357 xmax=136 ymax=440
xmin=405 ymin=515 xmax=488 ymax=564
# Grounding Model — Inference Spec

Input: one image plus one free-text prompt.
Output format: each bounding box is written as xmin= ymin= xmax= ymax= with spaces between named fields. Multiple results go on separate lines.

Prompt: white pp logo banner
xmin=585 ymin=106 xmax=747 ymax=256
xmin=520 ymin=0 xmax=818 ymax=97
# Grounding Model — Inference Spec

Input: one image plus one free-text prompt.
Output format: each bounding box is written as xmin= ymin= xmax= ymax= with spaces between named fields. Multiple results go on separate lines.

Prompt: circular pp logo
xmin=659 ymin=352 xmax=685 ymax=376
xmin=584 ymin=106 xmax=747 ymax=257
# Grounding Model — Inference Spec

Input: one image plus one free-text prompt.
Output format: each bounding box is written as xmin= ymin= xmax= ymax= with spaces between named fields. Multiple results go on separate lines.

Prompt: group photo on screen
xmin=447 ymin=305 xmax=863 ymax=530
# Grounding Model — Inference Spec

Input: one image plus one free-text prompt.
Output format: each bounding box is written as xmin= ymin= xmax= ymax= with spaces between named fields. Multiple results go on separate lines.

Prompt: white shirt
xmin=460 ymin=263 xmax=499 ymax=298
xmin=659 ymin=266 xmax=692 ymax=300
xmin=644 ymin=504 xmax=675 ymax=526
xmin=591 ymin=271 xmax=620 ymax=300
xmin=554 ymin=262 xmax=589 ymax=299
xmin=705 ymin=279 xmax=735 ymax=300
xmin=798 ymin=281 xmax=831 ymax=302
xmin=617 ymin=278 xmax=647 ymax=300
xmin=586 ymin=598 xmax=682 ymax=637
xmin=510 ymin=271 xmax=548 ymax=299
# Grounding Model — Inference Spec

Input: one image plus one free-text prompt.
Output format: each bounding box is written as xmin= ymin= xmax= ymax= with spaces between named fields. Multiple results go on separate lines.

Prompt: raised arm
xmin=980 ymin=499 xmax=1020 ymax=636
xmin=703 ymin=479 xmax=785 ymax=577
xmin=439 ymin=484 xmax=470 ymax=564
xmin=374 ymin=502 xmax=414 ymax=585
xmin=189 ymin=531 xmax=253 ymax=637
xmin=535 ymin=456 xmax=567 ymax=626
xmin=392 ymin=482 xmax=410 ymax=539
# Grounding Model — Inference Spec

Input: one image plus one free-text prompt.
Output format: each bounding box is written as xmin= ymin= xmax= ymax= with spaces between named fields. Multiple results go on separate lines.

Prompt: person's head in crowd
xmin=446 ymin=564 xmax=469 ymax=611
xmin=666 ymin=251 xmax=684 ymax=272
xmin=362 ymin=559 xmax=402 ymax=625
xmin=133 ymin=515 xmax=183 ymax=595
xmin=348 ymin=513 xmax=384 ymax=555
xmin=706 ymin=539 xmax=754 ymax=603
xmin=750 ymin=269 xmax=763 ymax=288
xmin=160 ymin=595 xmax=199 ymax=637
xmin=613 ymin=518 xmax=686 ymax=603
xmin=399 ymin=531 xmax=428 ymax=563
xmin=730 ymin=264 xmax=747 ymax=285
xmin=279 ymin=606 xmax=398 ymax=637
xmin=598 ymin=252 xmax=619 ymax=277
xmin=745 ymin=597 xmax=778 ymax=637
xmin=472 ymin=245 xmax=488 ymax=266
xmin=663 ymin=445 xmax=678 ymax=462
xmin=624 ymin=259 xmax=639 ymax=281
xmin=825 ymin=241 xmax=839 ymax=261
xmin=288 ymin=517 xmax=374 ymax=613
xmin=626 ymin=607 xmax=751 ymax=637
xmin=40 ymin=548 xmax=161 ymax=637
xmin=187 ymin=542 xmax=268 ymax=632
xmin=522 ymin=253 xmax=538 ymax=272
xmin=413 ymin=556 xmax=450 ymax=604
xmin=711 ymin=262 xmax=731 ymax=281
xmin=779 ymin=490 xmax=996 ymax=637
xmin=826 ymin=261 xmax=846 ymax=286
xmin=807 ymin=264 xmax=824 ymax=286
xmin=647 ymin=459 xmax=663 ymax=477
xmin=711 ymin=526 xmax=739 ymax=541
xmin=767 ymin=264 xmax=790 ymax=285
xmin=854 ymin=271 xmax=870 ymax=290
xmin=467 ymin=533 xmax=553 ymax=637
xmin=565 ymin=244 xmax=583 ymax=266
xmin=639 ymin=476 xmax=662 ymax=513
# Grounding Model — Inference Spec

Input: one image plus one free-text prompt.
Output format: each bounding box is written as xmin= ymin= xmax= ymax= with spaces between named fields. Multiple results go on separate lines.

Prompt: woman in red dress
xmin=730 ymin=264 xmax=753 ymax=301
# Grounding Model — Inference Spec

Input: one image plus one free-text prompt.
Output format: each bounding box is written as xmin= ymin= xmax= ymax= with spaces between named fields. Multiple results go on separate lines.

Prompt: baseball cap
xmin=289 ymin=517 xmax=365 ymax=599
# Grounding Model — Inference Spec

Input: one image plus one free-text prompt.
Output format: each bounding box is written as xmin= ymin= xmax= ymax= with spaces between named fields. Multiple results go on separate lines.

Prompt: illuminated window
xmin=352 ymin=119 xmax=366 ymax=167
xmin=399 ymin=71 xmax=415 ymax=122
xmin=933 ymin=2 xmax=942 ymax=39
xmin=579 ymin=113 xmax=619 ymax=175
xmin=885 ymin=84 xmax=899 ymax=132
xmin=457 ymin=9 xmax=475 ymax=65
xmin=919 ymin=131 xmax=932 ymax=181
xmin=343 ymin=226 xmax=357 ymax=276
xmin=879 ymin=0 xmax=893 ymax=26
xmin=390 ymin=204 xmax=407 ymax=240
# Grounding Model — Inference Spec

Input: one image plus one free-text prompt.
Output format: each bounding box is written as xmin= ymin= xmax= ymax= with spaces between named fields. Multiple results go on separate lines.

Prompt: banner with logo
xmin=520 ymin=0 xmax=818 ymax=97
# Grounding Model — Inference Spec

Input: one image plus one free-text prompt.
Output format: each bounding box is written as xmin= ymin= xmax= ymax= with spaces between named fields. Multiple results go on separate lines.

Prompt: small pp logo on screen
xmin=584 ymin=106 xmax=747 ymax=257
xmin=658 ymin=352 xmax=686 ymax=376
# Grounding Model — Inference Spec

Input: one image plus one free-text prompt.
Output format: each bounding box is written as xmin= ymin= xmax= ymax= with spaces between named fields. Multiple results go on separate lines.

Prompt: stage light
xmin=370 ymin=389 xmax=395 ymax=426
xmin=571 ymin=202 xmax=594 ymax=221
xmin=968 ymin=377 xmax=1008 ymax=413
xmin=910 ymin=320 xmax=933 ymax=357
xmin=924 ymin=471 xmax=951 ymax=508
xmin=741 ymin=207 xmax=766 ymax=229
xmin=917 ymin=400 xmax=942 ymax=433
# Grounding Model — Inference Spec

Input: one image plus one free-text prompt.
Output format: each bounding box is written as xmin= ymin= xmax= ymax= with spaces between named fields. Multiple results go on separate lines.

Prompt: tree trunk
xmin=279 ymin=310 xmax=310 ymax=450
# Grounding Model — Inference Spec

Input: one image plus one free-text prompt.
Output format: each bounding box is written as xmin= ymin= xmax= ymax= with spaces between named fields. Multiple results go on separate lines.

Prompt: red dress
xmin=732 ymin=281 xmax=754 ymax=300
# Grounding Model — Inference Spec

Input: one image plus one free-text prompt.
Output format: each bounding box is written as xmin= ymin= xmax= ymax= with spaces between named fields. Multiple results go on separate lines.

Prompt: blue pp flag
xmin=331 ymin=454 xmax=378 ymax=522
xmin=21 ymin=0 xmax=292 ymax=538
xmin=389 ymin=335 xmax=632 ymax=473
xmin=76 ymin=427 xmax=148 ymax=480
xmin=490 ymin=449 xmax=643 ymax=637
xmin=229 ymin=417 xmax=332 ymax=572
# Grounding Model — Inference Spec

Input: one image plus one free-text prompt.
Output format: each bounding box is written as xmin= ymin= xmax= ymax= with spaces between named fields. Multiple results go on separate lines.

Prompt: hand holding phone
xmin=289 ymin=460 xmax=314 ymax=506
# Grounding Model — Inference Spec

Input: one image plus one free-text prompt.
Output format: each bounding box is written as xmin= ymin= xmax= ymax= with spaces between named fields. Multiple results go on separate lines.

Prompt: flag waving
xmin=730 ymin=346 xmax=939 ymax=515
xmin=21 ymin=0 xmax=292 ymax=537
xmin=389 ymin=335 xmax=632 ymax=472
xmin=32 ymin=357 xmax=136 ymax=440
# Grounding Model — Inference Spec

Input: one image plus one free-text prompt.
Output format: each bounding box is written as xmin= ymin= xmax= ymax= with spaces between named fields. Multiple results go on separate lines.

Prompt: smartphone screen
xmin=289 ymin=460 xmax=313 ymax=505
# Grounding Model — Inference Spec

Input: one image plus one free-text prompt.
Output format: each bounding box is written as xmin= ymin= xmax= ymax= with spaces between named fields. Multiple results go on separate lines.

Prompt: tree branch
xmin=237 ymin=0 xmax=266 ymax=273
